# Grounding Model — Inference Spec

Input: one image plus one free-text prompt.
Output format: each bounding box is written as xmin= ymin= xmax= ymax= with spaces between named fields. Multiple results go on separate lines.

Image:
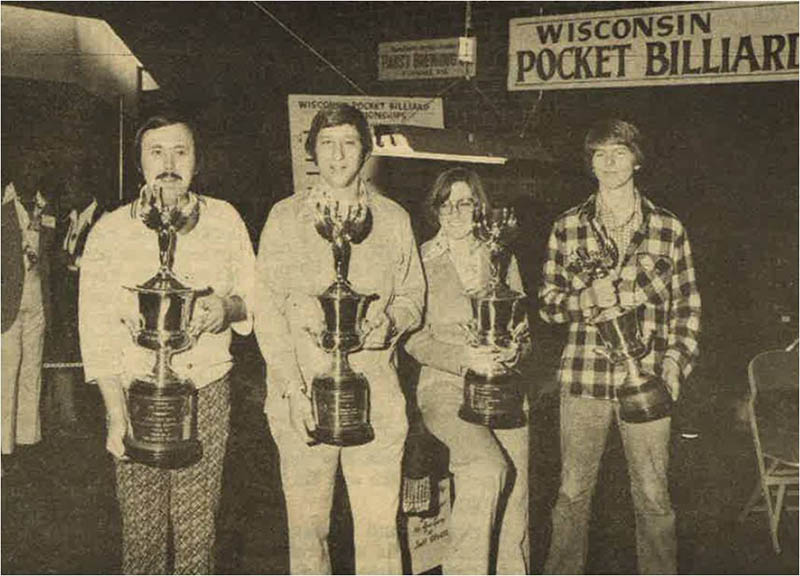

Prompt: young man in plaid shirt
xmin=539 ymin=119 xmax=701 ymax=574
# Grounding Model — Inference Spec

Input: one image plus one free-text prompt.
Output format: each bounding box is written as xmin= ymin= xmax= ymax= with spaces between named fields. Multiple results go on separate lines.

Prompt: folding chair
xmin=738 ymin=342 xmax=799 ymax=553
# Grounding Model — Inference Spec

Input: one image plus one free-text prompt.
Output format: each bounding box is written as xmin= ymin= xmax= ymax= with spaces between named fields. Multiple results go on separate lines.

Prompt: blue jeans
xmin=545 ymin=393 xmax=676 ymax=574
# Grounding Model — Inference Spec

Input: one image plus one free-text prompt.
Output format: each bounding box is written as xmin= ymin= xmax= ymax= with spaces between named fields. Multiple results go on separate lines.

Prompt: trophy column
xmin=123 ymin=202 xmax=205 ymax=469
xmin=459 ymin=207 xmax=528 ymax=429
xmin=573 ymin=218 xmax=672 ymax=424
xmin=309 ymin=201 xmax=378 ymax=446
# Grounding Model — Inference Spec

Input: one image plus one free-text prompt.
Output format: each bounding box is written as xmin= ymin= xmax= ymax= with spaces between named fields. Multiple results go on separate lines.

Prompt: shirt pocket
xmin=633 ymin=252 xmax=673 ymax=305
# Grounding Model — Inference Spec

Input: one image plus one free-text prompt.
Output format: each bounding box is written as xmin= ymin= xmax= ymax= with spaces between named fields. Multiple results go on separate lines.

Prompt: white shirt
xmin=79 ymin=195 xmax=256 ymax=389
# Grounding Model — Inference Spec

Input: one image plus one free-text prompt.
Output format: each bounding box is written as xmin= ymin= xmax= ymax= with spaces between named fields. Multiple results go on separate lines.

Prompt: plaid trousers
xmin=114 ymin=373 xmax=231 ymax=575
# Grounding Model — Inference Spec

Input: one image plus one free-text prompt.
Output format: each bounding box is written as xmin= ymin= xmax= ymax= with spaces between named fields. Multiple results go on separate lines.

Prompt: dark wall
xmin=1 ymin=77 xmax=120 ymax=211
xmin=7 ymin=2 xmax=797 ymax=398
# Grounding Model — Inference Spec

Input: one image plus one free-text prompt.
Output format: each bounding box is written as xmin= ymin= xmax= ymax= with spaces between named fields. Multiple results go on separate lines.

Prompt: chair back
xmin=748 ymin=349 xmax=799 ymax=400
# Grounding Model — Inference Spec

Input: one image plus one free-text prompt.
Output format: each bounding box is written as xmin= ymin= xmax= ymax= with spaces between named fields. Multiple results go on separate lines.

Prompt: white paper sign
xmin=379 ymin=38 xmax=473 ymax=80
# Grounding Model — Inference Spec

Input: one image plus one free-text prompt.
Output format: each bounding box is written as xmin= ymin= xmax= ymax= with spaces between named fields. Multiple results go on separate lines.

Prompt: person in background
xmin=2 ymin=157 xmax=56 ymax=472
xmin=255 ymin=103 xmax=425 ymax=574
xmin=405 ymin=167 xmax=530 ymax=574
xmin=79 ymin=112 xmax=255 ymax=574
xmin=44 ymin=174 xmax=103 ymax=436
xmin=539 ymin=119 xmax=701 ymax=574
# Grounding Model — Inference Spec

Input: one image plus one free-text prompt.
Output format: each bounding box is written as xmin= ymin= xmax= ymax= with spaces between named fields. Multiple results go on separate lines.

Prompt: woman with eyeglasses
xmin=405 ymin=167 xmax=530 ymax=574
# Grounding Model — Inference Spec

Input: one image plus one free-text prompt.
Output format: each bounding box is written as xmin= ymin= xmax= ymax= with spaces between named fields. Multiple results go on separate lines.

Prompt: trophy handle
xmin=304 ymin=325 xmax=334 ymax=353
xmin=122 ymin=314 xmax=146 ymax=343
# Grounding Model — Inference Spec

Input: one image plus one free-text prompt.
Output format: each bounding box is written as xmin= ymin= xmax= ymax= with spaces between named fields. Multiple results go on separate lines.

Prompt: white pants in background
xmin=2 ymin=272 xmax=45 ymax=454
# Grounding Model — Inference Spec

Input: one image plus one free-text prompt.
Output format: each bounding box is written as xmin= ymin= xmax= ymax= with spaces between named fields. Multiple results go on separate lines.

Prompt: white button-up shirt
xmin=79 ymin=195 xmax=256 ymax=389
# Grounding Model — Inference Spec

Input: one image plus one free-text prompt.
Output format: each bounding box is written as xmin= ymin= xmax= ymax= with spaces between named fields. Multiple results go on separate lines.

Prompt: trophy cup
xmin=580 ymin=221 xmax=672 ymax=423
xmin=459 ymin=206 xmax=528 ymax=429
xmin=309 ymin=201 xmax=378 ymax=446
xmin=123 ymin=191 xmax=205 ymax=468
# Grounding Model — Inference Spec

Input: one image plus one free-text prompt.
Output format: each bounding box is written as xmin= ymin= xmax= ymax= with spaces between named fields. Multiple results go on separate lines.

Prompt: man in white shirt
xmin=79 ymin=113 xmax=255 ymax=574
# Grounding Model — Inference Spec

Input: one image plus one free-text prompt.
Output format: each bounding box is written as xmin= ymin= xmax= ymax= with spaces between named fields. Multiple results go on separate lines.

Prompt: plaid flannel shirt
xmin=539 ymin=193 xmax=701 ymax=400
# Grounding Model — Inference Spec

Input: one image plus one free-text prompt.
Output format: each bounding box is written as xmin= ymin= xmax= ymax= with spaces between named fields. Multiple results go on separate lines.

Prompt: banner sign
xmin=508 ymin=2 xmax=799 ymax=91
xmin=379 ymin=38 xmax=470 ymax=80
xmin=288 ymin=94 xmax=444 ymax=194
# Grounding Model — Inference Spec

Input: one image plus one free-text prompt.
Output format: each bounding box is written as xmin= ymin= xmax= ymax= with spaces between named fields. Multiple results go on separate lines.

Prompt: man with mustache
xmin=78 ymin=113 xmax=255 ymax=573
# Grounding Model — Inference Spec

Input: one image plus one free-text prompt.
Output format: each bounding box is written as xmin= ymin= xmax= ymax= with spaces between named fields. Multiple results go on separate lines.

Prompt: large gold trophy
xmin=123 ymin=192 xmax=206 ymax=468
xmin=576 ymin=222 xmax=672 ymax=423
xmin=459 ymin=207 xmax=528 ymax=429
xmin=309 ymin=201 xmax=378 ymax=446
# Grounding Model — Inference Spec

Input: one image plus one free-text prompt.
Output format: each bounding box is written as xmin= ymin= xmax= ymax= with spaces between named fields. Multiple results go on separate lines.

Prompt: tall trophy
xmin=576 ymin=221 xmax=672 ymax=423
xmin=309 ymin=201 xmax=378 ymax=446
xmin=123 ymin=190 xmax=205 ymax=468
xmin=459 ymin=206 xmax=528 ymax=429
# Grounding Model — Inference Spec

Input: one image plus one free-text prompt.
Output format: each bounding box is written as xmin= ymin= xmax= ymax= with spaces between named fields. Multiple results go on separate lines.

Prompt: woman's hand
xmin=461 ymin=346 xmax=519 ymax=377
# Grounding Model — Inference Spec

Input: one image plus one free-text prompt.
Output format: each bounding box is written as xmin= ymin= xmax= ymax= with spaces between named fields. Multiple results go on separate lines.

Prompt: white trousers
xmin=418 ymin=380 xmax=530 ymax=575
xmin=2 ymin=275 xmax=45 ymax=454
xmin=266 ymin=384 xmax=408 ymax=575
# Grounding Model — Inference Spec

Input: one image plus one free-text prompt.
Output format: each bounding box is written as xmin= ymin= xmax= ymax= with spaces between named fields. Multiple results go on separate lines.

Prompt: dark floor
xmin=2 ymin=352 xmax=798 ymax=575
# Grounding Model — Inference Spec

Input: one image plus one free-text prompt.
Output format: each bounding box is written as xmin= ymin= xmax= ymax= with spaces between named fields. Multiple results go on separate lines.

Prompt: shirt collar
xmin=578 ymin=190 xmax=654 ymax=223
xmin=78 ymin=198 xmax=98 ymax=226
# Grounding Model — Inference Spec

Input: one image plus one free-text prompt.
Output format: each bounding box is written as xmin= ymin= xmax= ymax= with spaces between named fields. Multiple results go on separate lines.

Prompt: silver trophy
xmin=123 ymin=191 xmax=207 ymax=468
xmin=459 ymin=206 xmax=528 ymax=429
xmin=309 ymin=201 xmax=378 ymax=446
xmin=580 ymin=220 xmax=672 ymax=423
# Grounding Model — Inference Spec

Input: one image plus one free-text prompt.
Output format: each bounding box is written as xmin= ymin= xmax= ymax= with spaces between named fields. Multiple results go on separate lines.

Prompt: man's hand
xmin=583 ymin=274 xmax=619 ymax=309
xmin=105 ymin=411 xmax=129 ymax=461
xmin=662 ymin=357 xmax=682 ymax=401
xmin=361 ymin=312 xmax=396 ymax=350
xmin=190 ymin=294 xmax=229 ymax=336
xmin=288 ymin=391 xmax=317 ymax=445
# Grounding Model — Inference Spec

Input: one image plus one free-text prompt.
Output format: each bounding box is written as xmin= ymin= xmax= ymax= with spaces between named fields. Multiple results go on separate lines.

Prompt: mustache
xmin=156 ymin=172 xmax=183 ymax=181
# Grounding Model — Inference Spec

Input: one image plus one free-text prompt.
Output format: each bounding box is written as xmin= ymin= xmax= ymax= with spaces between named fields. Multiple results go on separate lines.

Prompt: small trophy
xmin=309 ymin=201 xmax=378 ymax=446
xmin=123 ymin=190 xmax=206 ymax=468
xmin=459 ymin=207 xmax=528 ymax=429
xmin=579 ymin=220 xmax=672 ymax=423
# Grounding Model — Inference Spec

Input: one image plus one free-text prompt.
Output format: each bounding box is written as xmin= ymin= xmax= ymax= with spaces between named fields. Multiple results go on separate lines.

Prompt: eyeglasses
xmin=438 ymin=198 xmax=477 ymax=216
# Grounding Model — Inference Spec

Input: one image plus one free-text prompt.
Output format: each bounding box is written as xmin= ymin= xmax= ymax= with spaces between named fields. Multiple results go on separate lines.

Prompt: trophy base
xmin=617 ymin=374 xmax=672 ymax=423
xmin=311 ymin=424 xmax=375 ymax=447
xmin=311 ymin=371 xmax=375 ymax=447
xmin=124 ymin=437 xmax=203 ymax=469
xmin=459 ymin=370 xmax=527 ymax=429
xmin=125 ymin=377 xmax=201 ymax=469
